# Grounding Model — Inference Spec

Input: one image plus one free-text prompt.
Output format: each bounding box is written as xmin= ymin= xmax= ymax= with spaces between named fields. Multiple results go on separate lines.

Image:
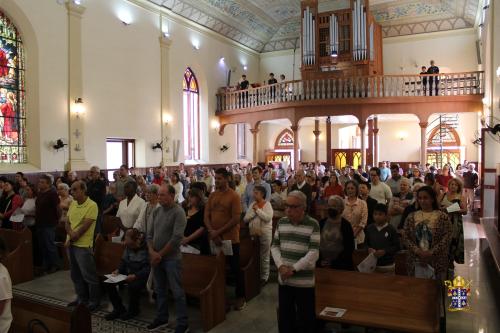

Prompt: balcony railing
xmin=216 ymin=71 xmax=484 ymax=113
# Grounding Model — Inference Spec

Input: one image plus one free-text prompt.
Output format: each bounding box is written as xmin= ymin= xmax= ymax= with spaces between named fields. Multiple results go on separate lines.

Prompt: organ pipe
xmin=352 ymin=0 xmax=367 ymax=61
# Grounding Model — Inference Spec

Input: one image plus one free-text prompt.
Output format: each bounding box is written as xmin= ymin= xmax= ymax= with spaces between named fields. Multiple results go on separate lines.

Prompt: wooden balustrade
xmin=216 ymin=71 xmax=484 ymax=113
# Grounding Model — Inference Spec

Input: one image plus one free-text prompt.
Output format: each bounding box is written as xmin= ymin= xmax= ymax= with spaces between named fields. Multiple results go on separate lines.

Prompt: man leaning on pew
xmin=271 ymin=190 xmax=320 ymax=333
xmin=147 ymin=184 xmax=189 ymax=333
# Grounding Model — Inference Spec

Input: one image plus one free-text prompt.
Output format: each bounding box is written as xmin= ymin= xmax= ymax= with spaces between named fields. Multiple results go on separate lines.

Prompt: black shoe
xmin=147 ymin=319 xmax=168 ymax=331
xmin=105 ymin=309 xmax=125 ymax=321
xmin=87 ymin=303 xmax=100 ymax=312
xmin=67 ymin=300 xmax=79 ymax=307
xmin=120 ymin=311 xmax=139 ymax=321
xmin=175 ymin=325 xmax=189 ymax=333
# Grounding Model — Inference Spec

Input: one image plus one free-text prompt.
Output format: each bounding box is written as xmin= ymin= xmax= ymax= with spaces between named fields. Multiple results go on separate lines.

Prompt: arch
xmin=274 ymin=128 xmax=294 ymax=149
xmin=427 ymin=123 xmax=461 ymax=147
xmin=183 ymin=67 xmax=200 ymax=160
xmin=0 ymin=9 xmax=27 ymax=163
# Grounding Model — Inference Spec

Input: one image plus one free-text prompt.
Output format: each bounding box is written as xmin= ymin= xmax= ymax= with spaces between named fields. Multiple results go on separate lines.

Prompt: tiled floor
xmin=14 ymin=215 xmax=500 ymax=333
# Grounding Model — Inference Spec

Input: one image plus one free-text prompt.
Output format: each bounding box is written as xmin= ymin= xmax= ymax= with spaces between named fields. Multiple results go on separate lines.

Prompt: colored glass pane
xmin=183 ymin=67 xmax=198 ymax=93
xmin=182 ymin=68 xmax=200 ymax=160
xmin=0 ymin=10 xmax=26 ymax=163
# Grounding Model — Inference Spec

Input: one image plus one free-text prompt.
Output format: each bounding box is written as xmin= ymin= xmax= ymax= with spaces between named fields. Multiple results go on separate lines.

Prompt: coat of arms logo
xmin=444 ymin=276 xmax=471 ymax=311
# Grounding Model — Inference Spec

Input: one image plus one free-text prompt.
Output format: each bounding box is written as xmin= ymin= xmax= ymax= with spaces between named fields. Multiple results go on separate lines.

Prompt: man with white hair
xmin=462 ymin=163 xmax=478 ymax=212
xmin=290 ymin=169 xmax=312 ymax=213
xmin=271 ymin=190 xmax=320 ymax=333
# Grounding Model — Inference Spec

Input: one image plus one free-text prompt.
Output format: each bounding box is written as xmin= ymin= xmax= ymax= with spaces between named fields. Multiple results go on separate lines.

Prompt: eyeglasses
xmin=284 ymin=204 xmax=301 ymax=209
xmin=369 ymin=173 xmax=378 ymax=177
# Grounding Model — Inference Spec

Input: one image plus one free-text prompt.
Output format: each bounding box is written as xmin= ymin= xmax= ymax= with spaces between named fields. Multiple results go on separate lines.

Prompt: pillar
xmin=66 ymin=2 xmax=89 ymax=171
xmin=326 ymin=116 xmax=332 ymax=167
xmin=291 ymin=125 xmax=300 ymax=170
xmin=359 ymin=123 xmax=366 ymax=168
xmin=419 ymin=121 xmax=428 ymax=166
xmin=250 ymin=128 xmax=259 ymax=164
xmin=373 ymin=116 xmax=379 ymax=166
xmin=367 ymin=118 xmax=374 ymax=166
xmin=313 ymin=119 xmax=321 ymax=164
xmin=160 ymin=35 xmax=173 ymax=165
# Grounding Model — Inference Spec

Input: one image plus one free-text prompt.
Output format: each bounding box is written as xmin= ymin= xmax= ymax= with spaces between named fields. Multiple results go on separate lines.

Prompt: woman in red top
xmin=322 ymin=174 xmax=344 ymax=199
xmin=436 ymin=165 xmax=454 ymax=192
xmin=0 ymin=180 xmax=23 ymax=229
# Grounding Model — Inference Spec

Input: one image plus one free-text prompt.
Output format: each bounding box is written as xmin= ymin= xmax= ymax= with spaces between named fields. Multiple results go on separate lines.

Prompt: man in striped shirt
xmin=271 ymin=191 xmax=320 ymax=333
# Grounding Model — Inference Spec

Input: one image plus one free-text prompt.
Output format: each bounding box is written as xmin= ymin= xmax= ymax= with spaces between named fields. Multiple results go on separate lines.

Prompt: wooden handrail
xmin=216 ymin=71 xmax=484 ymax=113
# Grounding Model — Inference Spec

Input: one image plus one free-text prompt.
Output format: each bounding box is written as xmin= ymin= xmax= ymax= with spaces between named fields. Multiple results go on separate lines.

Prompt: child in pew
xmin=365 ymin=204 xmax=400 ymax=274
xmin=0 ymin=237 xmax=12 ymax=332
xmin=104 ymin=228 xmax=150 ymax=321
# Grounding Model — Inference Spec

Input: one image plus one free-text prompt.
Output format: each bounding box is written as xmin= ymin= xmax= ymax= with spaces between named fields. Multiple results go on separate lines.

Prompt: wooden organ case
xmin=301 ymin=0 xmax=383 ymax=80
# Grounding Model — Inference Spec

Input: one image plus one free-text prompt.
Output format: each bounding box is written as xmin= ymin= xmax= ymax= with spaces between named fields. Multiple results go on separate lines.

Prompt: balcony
xmin=216 ymin=71 xmax=484 ymax=131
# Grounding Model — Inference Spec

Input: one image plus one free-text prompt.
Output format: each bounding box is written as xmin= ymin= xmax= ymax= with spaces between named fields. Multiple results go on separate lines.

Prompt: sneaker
xmin=120 ymin=311 xmax=139 ymax=321
xmin=175 ymin=325 xmax=189 ymax=333
xmin=105 ymin=309 xmax=126 ymax=321
xmin=234 ymin=298 xmax=246 ymax=311
xmin=147 ymin=319 xmax=168 ymax=331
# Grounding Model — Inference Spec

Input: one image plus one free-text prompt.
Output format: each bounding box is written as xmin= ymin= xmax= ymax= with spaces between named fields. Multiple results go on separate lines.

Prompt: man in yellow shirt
xmin=65 ymin=180 xmax=100 ymax=311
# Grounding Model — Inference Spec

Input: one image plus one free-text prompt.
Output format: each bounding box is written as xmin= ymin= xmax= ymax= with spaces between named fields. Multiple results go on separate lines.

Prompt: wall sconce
xmin=192 ymin=40 xmax=200 ymax=50
xmin=211 ymin=120 xmax=220 ymax=132
xmin=163 ymin=114 xmax=173 ymax=125
xmin=397 ymin=131 xmax=408 ymax=141
xmin=219 ymin=57 xmax=225 ymax=65
xmin=243 ymin=65 xmax=248 ymax=71
xmin=496 ymin=66 xmax=500 ymax=80
xmin=73 ymin=98 xmax=85 ymax=118
xmin=118 ymin=11 xmax=132 ymax=25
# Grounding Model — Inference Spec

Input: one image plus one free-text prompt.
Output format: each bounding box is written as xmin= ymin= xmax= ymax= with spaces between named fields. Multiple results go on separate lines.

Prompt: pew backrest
xmin=0 ymin=228 xmax=33 ymax=284
xmin=93 ymin=234 xmax=124 ymax=276
xmin=101 ymin=215 xmax=121 ymax=239
xmin=182 ymin=252 xmax=225 ymax=296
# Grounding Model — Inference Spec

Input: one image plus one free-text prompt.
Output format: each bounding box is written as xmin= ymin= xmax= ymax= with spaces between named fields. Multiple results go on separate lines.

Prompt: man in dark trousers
xmin=427 ymin=60 xmax=440 ymax=96
xmin=238 ymin=74 xmax=249 ymax=107
xmin=291 ymin=169 xmax=312 ymax=213
xmin=268 ymin=72 xmax=278 ymax=101
xmin=420 ymin=66 xmax=427 ymax=95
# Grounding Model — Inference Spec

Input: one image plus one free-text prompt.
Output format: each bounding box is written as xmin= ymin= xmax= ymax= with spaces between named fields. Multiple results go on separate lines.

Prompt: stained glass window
xmin=0 ymin=11 xmax=26 ymax=163
xmin=183 ymin=67 xmax=199 ymax=160
xmin=275 ymin=129 xmax=294 ymax=148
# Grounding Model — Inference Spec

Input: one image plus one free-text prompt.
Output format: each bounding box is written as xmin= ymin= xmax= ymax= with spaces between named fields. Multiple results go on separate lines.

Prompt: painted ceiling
xmin=148 ymin=0 xmax=481 ymax=53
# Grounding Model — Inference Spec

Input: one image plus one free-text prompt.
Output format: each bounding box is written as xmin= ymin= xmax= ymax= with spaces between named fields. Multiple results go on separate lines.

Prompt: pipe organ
xmin=301 ymin=0 xmax=383 ymax=80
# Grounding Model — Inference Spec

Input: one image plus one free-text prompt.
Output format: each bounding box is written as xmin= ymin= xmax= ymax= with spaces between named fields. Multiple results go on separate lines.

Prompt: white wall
xmin=259 ymin=49 xmax=302 ymax=83
xmin=383 ymin=29 xmax=479 ymax=74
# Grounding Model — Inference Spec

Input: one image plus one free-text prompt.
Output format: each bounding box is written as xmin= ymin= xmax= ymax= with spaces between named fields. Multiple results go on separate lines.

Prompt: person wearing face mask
xmin=317 ymin=195 xmax=354 ymax=270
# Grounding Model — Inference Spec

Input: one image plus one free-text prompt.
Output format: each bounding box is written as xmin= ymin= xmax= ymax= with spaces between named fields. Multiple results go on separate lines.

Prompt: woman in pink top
xmin=342 ymin=180 xmax=368 ymax=247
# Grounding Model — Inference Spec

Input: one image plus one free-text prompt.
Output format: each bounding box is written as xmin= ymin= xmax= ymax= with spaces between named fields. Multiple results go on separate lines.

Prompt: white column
xmin=419 ymin=122 xmax=428 ymax=166
xmin=250 ymin=128 xmax=259 ymax=164
xmin=66 ymin=2 xmax=89 ymax=171
xmin=359 ymin=123 xmax=366 ymax=168
xmin=160 ymin=35 xmax=173 ymax=165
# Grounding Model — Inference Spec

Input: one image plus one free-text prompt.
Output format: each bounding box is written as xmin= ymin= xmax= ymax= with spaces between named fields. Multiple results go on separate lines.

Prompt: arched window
xmin=183 ymin=67 xmax=199 ymax=160
xmin=0 ymin=11 xmax=26 ymax=163
xmin=427 ymin=123 xmax=462 ymax=168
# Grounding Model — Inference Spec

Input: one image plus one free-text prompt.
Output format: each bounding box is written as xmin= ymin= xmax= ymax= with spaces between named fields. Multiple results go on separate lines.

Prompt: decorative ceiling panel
xmin=148 ymin=0 xmax=481 ymax=52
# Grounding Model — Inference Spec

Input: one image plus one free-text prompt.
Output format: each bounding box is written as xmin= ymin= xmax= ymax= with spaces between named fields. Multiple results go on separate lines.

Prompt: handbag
xmin=249 ymin=218 xmax=263 ymax=236
xmin=28 ymin=319 xmax=50 ymax=333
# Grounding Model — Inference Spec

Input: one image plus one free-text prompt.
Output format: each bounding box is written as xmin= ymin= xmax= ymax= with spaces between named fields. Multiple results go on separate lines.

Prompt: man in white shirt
xmin=202 ymin=168 xmax=214 ymax=193
xmin=116 ymin=181 xmax=146 ymax=230
xmin=369 ymin=167 xmax=392 ymax=204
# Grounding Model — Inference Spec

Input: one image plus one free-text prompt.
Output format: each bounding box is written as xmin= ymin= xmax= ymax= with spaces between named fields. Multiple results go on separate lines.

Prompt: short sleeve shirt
xmin=0 ymin=264 xmax=12 ymax=332
xmin=67 ymin=197 xmax=98 ymax=247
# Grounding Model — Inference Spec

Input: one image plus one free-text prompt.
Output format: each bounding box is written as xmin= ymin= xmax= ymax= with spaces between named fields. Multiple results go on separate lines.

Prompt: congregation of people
xmin=0 ymin=158 xmax=480 ymax=332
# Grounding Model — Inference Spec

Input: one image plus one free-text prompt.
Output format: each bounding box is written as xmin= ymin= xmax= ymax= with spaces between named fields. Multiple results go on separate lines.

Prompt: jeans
xmin=153 ymin=258 xmax=188 ymax=327
xmin=68 ymin=246 xmax=100 ymax=306
xmin=105 ymin=278 xmax=146 ymax=313
xmin=278 ymin=285 xmax=315 ymax=333
xmin=228 ymin=243 xmax=244 ymax=298
xmin=37 ymin=225 xmax=60 ymax=270
xmin=260 ymin=228 xmax=272 ymax=281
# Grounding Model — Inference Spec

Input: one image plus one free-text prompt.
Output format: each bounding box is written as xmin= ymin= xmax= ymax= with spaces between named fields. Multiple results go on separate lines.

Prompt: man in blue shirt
xmin=242 ymin=166 xmax=271 ymax=212
xmin=379 ymin=161 xmax=391 ymax=182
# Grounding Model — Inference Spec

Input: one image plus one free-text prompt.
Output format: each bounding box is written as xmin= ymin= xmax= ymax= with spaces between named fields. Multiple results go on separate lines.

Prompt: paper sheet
xmin=357 ymin=252 xmax=377 ymax=273
xmin=319 ymin=307 xmax=347 ymax=318
xmin=9 ymin=213 xmax=24 ymax=223
xmin=446 ymin=202 xmax=461 ymax=213
xmin=180 ymin=244 xmax=201 ymax=255
xmin=104 ymin=273 xmax=128 ymax=284
xmin=210 ymin=240 xmax=233 ymax=256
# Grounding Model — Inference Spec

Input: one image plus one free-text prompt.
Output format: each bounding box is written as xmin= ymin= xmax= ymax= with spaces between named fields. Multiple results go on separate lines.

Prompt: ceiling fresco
xmin=148 ymin=0 xmax=481 ymax=52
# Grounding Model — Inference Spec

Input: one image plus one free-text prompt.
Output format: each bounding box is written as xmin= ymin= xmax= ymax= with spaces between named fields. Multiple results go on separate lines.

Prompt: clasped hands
xmin=278 ymin=265 xmax=295 ymax=281
xmin=112 ymin=270 xmax=137 ymax=283
xmin=368 ymin=248 xmax=386 ymax=258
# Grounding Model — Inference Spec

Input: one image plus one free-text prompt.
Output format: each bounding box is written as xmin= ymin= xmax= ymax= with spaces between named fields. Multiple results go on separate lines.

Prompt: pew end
xmin=0 ymin=228 xmax=33 ymax=284
xmin=239 ymin=230 xmax=261 ymax=301
xmin=183 ymin=252 xmax=226 ymax=332
xmin=93 ymin=234 xmax=124 ymax=277
xmin=102 ymin=215 xmax=121 ymax=240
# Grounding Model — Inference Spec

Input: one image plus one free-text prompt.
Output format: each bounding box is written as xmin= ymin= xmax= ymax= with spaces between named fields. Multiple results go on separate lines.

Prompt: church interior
xmin=0 ymin=0 xmax=499 ymax=332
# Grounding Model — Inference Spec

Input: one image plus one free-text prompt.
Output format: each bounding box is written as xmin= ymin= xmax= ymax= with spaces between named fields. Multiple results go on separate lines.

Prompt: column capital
xmin=373 ymin=128 xmax=379 ymax=134
xmin=326 ymin=116 xmax=331 ymax=124
xmin=159 ymin=35 xmax=173 ymax=48
xmin=358 ymin=123 xmax=366 ymax=131
xmin=313 ymin=130 xmax=321 ymax=137
xmin=250 ymin=128 xmax=259 ymax=134
xmin=290 ymin=125 xmax=299 ymax=132
xmin=419 ymin=121 xmax=429 ymax=129
xmin=66 ymin=2 xmax=86 ymax=16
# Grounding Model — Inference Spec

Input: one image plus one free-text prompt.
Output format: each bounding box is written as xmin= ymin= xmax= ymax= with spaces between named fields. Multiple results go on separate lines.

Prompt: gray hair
xmin=287 ymin=190 xmax=307 ymax=208
xmin=90 ymin=165 xmax=100 ymax=173
xmin=400 ymin=177 xmax=411 ymax=187
xmin=147 ymin=184 xmax=160 ymax=195
xmin=57 ymin=183 xmax=70 ymax=191
xmin=412 ymin=182 xmax=425 ymax=192
xmin=328 ymin=195 xmax=345 ymax=213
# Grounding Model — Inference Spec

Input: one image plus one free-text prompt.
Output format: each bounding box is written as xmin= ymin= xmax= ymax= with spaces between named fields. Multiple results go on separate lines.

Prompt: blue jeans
xmin=68 ymin=246 xmax=100 ymax=306
xmin=153 ymin=258 xmax=188 ymax=326
xmin=37 ymin=225 xmax=60 ymax=270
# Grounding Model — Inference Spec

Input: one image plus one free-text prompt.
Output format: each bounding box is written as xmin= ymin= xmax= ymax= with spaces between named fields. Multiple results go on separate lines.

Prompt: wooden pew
xmin=315 ymin=268 xmax=441 ymax=333
xmin=93 ymin=234 xmax=124 ymax=277
xmin=0 ymin=228 xmax=33 ymax=284
xmin=101 ymin=215 xmax=121 ymax=240
xmin=352 ymin=249 xmax=408 ymax=276
xmin=239 ymin=227 xmax=261 ymax=301
xmin=183 ymin=252 xmax=226 ymax=332
xmin=10 ymin=294 xmax=91 ymax=333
